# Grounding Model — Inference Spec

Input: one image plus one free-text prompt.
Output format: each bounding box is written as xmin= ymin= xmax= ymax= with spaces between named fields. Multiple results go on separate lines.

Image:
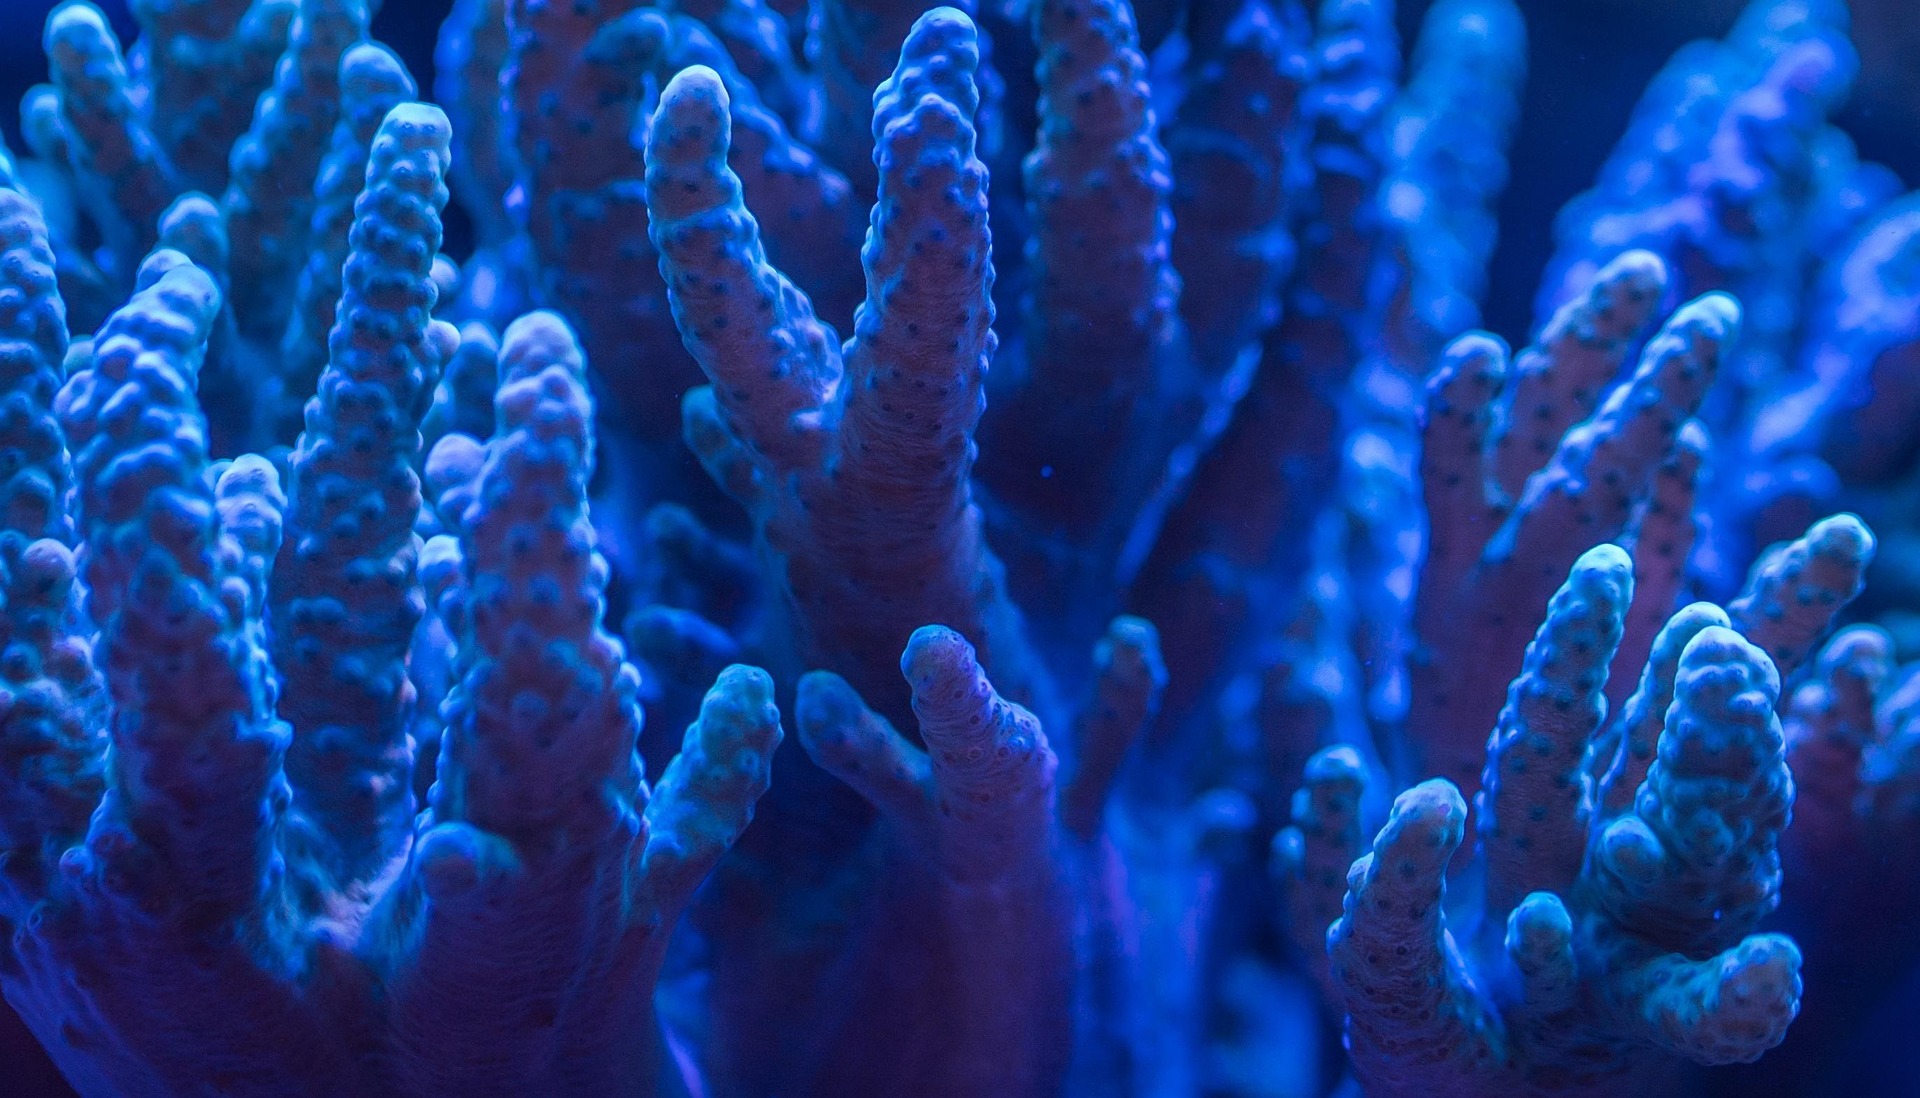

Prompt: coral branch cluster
xmin=1 ymin=0 xmax=1918 ymax=1094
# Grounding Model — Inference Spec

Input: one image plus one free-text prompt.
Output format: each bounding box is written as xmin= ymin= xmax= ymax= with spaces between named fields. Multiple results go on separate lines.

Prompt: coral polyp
xmin=0 ymin=0 xmax=1917 ymax=1094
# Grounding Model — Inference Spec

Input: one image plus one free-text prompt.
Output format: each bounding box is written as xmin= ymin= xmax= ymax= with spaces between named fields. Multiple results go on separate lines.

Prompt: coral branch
xmin=274 ymin=41 xmax=418 ymax=443
xmin=58 ymin=249 xmax=289 ymax=921
xmin=1728 ymin=512 xmax=1874 ymax=679
xmin=0 ymin=177 xmax=74 ymax=545
xmin=1593 ymin=601 xmax=1732 ymax=817
xmin=1167 ymin=0 xmax=1311 ymax=378
xmin=1478 ymin=543 xmax=1631 ymax=921
xmin=222 ymin=0 xmax=369 ymax=336
xmin=1330 ymin=779 xmax=1501 ymax=1092
xmin=1273 ymin=744 xmax=1367 ymax=990
xmin=45 ymin=2 xmax=177 ymax=267
xmin=274 ymin=103 xmax=452 ymax=888
xmin=661 ymin=12 xmax=1039 ymax=725
xmin=1060 ymin=616 xmax=1165 ymax=840
xmin=978 ymin=0 xmax=1187 ymax=612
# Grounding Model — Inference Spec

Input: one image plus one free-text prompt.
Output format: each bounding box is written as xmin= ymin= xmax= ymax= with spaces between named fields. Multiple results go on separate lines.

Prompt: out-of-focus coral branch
xmin=977 ymin=0 xmax=1191 ymax=639
xmin=45 ymin=2 xmax=177 ymax=269
xmin=271 ymin=41 xmax=419 ymax=443
xmin=222 ymin=0 xmax=368 ymax=337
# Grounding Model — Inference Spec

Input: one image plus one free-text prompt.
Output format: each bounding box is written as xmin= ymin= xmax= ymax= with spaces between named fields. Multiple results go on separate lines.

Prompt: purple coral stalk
xmin=1593 ymin=600 xmax=1732 ymax=816
xmin=977 ymin=0 xmax=1189 ymax=629
xmin=273 ymin=41 xmax=418 ymax=443
xmin=792 ymin=625 xmax=1087 ymax=1095
xmin=1381 ymin=0 xmax=1526 ymax=360
xmin=1728 ymin=511 xmax=1875 ymax=677
xmin=1128 ymin=0 xmax=1399 ymax=743
xmin=0 ymin=180 xmax=100 ymax=904
xmin=0 ymin=174 xmax=74 ymax=545
xmin=422 ymin=320 xmax=500 ymax=451
xmin=1330 ymin=778 xmax=1504 ymax=1090
xmin=1583 ymin=628 xmax=1800 ymax=1062
xmin=58 ymin=249 xmax=288 ymax=920
xmin=1413 ymin=291 xmax=1737 ymax=794
xmin=26 ymin=252 xmax=360 ymax=1094
xmin=1616 ymin=419 xmax=1710 ymax=706
xmin=505 ymin=0 xmax=689 ymax=475
xmin=272 ymin=102 xmax=454 ymax=890
xmin=651 ymin=33 xmax=1038 ymax=721
xmin=1477 ymin=543 xmax=1632 ymax=921
xmin=1273 ymin=743 xmax=1368 ymax=992
xmin=1780 ymin=624 xmax=1891 ymax=861
xmin=44 ymin=2 xmax=177 ymax=268
xmin=387 ymin=311 xmax=781 ymax=1093
xmin=1166 ymin=0 xmax=1312 ymax=381
xmin=1487 ymin=251 xmax=1671 ymax=509
xmin=434 ymin=0 xmax=516 ymax=248
xmin=128 ymin=0 xmax=293 ymax=193
xmin=222 ymin=0 xmax=369 ymax=337
xmin=809 ymin=0 xmax=948 ymax=197
xmin=1059 ymin=616 xmax=1166 ymax=840
xmin=1333 ymin=576 xmax=1807 ymax=1095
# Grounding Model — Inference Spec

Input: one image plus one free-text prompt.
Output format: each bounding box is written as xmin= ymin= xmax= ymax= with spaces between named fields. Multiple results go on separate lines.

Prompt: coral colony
xmin=5 ymin=0 xmax=1920 ymax=1094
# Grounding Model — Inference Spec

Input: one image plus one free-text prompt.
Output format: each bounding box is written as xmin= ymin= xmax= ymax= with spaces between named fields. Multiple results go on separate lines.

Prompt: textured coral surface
xmin=1 ymin=0 xmax=1919 ymax=1095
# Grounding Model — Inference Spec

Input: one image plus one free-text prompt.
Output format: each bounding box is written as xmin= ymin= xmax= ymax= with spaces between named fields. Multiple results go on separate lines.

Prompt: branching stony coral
xmin=2 ymin=0 xmax=1920 ymax=1094
xmin=2 ymin=91 xmax=781 ymax=1095
xmin=1329 ymin=556 xmax=1805 ymax=1096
